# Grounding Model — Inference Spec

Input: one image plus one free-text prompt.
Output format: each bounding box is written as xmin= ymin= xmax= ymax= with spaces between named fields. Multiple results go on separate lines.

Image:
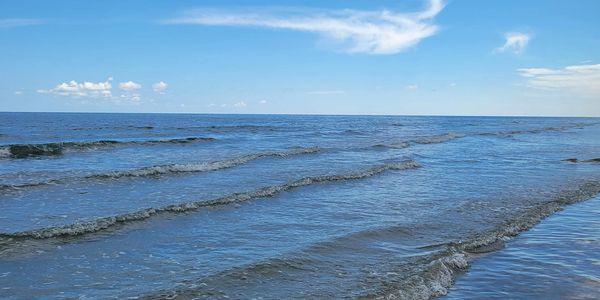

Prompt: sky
xmin=1 ymin=0 xmax=599 ymax=116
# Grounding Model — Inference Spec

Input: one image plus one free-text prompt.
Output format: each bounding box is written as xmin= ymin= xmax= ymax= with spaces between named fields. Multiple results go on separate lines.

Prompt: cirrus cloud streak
xmin=166 ymin=0 xmax=445 ymax=55
xmin=519 ymin=63 xmax=600 ymax=97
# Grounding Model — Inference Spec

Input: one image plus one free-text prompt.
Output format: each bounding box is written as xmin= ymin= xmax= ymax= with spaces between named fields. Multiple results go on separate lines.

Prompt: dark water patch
xmin=0 ymin=160 xmax=420 ymax=241
xmin=562 ymin=158 xmax=600 ymax=164
xmin=0 ymin=137 xmax=215 ymax=159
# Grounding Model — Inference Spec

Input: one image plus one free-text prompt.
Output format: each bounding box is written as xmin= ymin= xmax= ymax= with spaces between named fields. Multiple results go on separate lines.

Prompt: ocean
xmin=0 ymin=112 xmax=599 ymax=299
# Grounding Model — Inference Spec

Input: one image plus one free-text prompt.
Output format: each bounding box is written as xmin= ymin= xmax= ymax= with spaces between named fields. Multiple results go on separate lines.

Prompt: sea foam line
xmin=0 ymin=160 xmax=420 ymax=240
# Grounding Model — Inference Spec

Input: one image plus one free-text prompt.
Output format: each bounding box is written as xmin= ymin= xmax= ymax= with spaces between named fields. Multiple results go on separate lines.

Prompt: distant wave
xmin=411 ymin=133 xmax=465 ymax=145
xmin=479 ymin=122 xmax=597 ymax=137
xmin=0 ymin=137 xmax=215 ymax=159
xmin=561 ymin=158 xmax=600 ymax=164
xmin=369 ymin=133 xmax=464 ymax=150
xmin=0 ymin=147 xmax=320 ymax=191
xmin=365 ymin=180 xmax=600 ymax=300
xmin=0 ymin=160 xmax=420 ymax=240
xmin=88 ymin=147 xmax=320 ymax=179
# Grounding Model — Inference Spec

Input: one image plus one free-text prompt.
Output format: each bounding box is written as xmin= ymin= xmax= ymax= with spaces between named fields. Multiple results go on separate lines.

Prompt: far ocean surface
xmin=1 ymin=112 xmax=599 ymax=299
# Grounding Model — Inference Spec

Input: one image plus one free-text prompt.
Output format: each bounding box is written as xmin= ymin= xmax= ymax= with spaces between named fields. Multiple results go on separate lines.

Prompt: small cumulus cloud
xmin=166 ymin=0 xmax=445 ymax=55
xmin=14 ymin=91 xmax=23 ymax=95
xmin=494 ymin=32 xmax=531 ymax=55
xmin=259 ymin=100 xmax=267 ymax=104
xmin=406 ymin=84 xmax=419 ymax=90
xmin=38 ymin=79 xmax=113 ymax=98
xmin=153 ymin=81 xmax=168 ymax=93
xmin=119 ymin=81 xmax=142 ymax=91
xmin=519 ymin=63 xmax=600 ymax=97
xmin=0 ymin=18 xmax=43 ymax=28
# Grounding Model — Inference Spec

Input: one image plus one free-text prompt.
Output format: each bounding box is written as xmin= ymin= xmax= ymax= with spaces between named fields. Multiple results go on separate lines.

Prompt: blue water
xmin=444 ymin=195 xmax=600 ymax=300
xmin=0 ymin=112 xmax=599 ymax=299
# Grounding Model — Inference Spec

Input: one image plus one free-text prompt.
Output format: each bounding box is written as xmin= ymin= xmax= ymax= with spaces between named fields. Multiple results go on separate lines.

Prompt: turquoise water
xmin=0 ymin=113 xmax=599 ymax=299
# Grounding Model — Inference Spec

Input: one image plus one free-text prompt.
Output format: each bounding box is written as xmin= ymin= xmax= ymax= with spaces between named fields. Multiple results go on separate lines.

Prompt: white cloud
xmin=0 ymin=18 xmax=43 ymax=28
xmin=167 ymin=0 xmax=445 ymax=55
xmin=259 ymin=100 xmax=267 ymax=104
xmin=519 ymin=63 xmax=600 ymax=97
xmin=14 ymin=91 xmax=23 ymax=95
xmin=406 ymin=84 xmax=419 ymax=90
xmin=307 ymin=90 xmax=346 ymax=95
xmin=494 ymin=32 xmax=531 ymax=54
xmin=153 ymin=81 xmax=168 ymax=93
xmin=119 ymin=81 xmax=142 ymax=90
xmin=38 ymin=79 xmax=113 ymax=98
xmin=234 ymin=101 xmax=247 ymax=108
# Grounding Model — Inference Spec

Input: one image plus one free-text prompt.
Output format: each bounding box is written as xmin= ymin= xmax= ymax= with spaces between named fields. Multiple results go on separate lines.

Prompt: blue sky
xmin=1 ymin=0 xmax=599 ymax=116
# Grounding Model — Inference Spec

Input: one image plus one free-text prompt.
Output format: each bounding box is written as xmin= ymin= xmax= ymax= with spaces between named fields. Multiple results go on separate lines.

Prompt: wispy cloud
xmin=406 ymin=84 xmax=419 ymax=90
xmin=0 ymin=18 xmax=43 ymax=28
xmin=519 ymin=63 xmax=600 ymax=97
xmin=166 ymin=0 xmax=445 ymax=55
xmin=494 ymin=32 xmax=531 ymax=54
xmin=307 ymin=90 xmax=346 ymax=95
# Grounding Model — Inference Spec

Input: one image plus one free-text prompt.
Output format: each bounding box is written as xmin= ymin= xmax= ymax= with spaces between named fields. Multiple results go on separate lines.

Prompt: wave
xmin=0 ymin=147 xmax=320 ymax=192
xmin=411 ymin=133 xmax=465 ymax=145
xmin=88 ymin=147 xmax=320 ymax=179
xmin=0 ymin=137 xmax=215 ymax=159
xmin=561 ymin=158 xmax=600 ymax=164
xmin=0 ymin=160 xmax=420 ymax=240
xmin=369 ymin=133 xmax=464 ymax=150
xmin=371 ymin=142 xmax=410 ymax=150
xmin=479 ymin=122 xmax=597 ymax=137
xmin=366 ymin=180 xmax=600 ymax=299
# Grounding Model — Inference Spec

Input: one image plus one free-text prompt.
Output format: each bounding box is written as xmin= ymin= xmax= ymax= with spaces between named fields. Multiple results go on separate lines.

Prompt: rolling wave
xmin=0 ymin=160 xmax=420 ymax=240
xmin=0 ymin=137 xmax=215 ymax=159
xmin=0 ymin=147 xmax=320 ymax=191
xmin=365 ymin=180 xmax=600 ymax=300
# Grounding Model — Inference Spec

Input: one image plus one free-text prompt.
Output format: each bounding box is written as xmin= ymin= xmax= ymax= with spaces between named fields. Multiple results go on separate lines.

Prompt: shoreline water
xmin=442 ymin=195 xmax=600 ymax=299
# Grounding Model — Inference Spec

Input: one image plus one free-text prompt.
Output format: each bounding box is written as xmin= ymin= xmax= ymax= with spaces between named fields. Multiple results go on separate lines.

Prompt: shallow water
xmin=445 ymin=195 xmax=600 ymax=300
xmin=0 ymin=113 xmax=599 ymax=299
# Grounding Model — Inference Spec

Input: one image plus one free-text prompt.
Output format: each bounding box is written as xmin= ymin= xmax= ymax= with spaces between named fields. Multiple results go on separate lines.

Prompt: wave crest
xmin=0 ymin=160 xmax=420 ymax=240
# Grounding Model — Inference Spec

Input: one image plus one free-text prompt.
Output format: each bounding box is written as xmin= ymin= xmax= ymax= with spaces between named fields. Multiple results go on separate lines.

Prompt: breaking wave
xmin=0 ymin=160 xmax=420 ymax=240
xmin=0 ymin=137 xmax=215 ymax=159
xmin=366 ymin=180 xmax=600 ymax=300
